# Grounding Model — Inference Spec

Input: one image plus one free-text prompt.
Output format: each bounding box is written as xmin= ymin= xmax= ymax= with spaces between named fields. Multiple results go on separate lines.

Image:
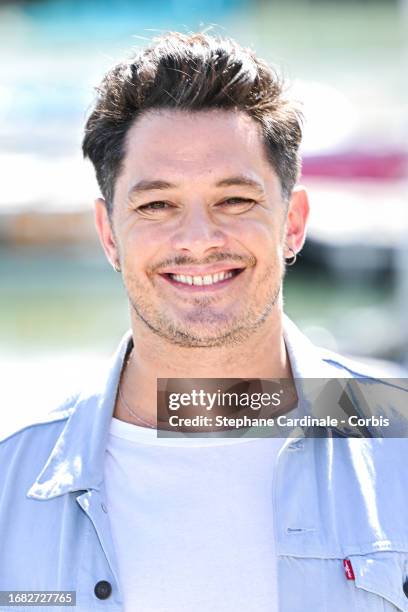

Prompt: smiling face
xmin=95 ymin=109 xmax=308 ymax=348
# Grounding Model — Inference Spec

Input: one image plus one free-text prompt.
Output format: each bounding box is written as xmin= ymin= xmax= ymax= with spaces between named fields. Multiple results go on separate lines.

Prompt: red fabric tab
xmin=343 ymin=559 xmax=355 ymax=580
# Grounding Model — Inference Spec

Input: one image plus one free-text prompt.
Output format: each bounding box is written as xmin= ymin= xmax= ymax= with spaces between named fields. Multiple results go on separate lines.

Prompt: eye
xmin=217 ymin=197 xmax=256 ymax=211
xmin=137 ymin=201 xmax=173 ymax=212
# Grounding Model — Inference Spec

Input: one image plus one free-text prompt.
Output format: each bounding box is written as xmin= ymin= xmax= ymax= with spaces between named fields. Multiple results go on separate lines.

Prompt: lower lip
xmin=159 ymin=269 xmax=245 ymax=292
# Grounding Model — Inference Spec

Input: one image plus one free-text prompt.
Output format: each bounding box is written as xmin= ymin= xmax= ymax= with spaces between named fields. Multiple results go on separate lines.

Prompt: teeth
xmin=170 ymin=270 xmax=236 ymax=286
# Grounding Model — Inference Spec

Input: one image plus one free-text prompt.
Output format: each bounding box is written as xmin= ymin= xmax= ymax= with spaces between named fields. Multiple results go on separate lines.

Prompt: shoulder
xmin=321 ymin=348 xmax=402 ymax=378
xmin=317 ymin=347 xmax=408 ymax=436
xmin=0 ymin=391 xmax=78 ymax=449
xmin=320 ymin=346 xmax=408 ymax=383
xmin=283 ymin=315 xmax=407 ymax=383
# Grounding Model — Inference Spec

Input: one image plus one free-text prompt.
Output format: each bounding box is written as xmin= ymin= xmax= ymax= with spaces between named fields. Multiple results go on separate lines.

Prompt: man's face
xmin=96 ymin=109 xmax=308 ymax=347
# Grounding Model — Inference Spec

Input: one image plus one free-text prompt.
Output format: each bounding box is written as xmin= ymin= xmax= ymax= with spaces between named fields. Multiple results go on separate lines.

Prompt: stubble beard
xmin=124 ymin=262 xmax=284 ymax=348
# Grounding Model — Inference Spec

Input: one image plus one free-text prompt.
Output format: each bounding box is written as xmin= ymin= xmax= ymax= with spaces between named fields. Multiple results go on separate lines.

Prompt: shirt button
xmin=94 ymin=580 xmax=112 ymax=600
xmin=403 ymin=578 xmax=408 ymax=598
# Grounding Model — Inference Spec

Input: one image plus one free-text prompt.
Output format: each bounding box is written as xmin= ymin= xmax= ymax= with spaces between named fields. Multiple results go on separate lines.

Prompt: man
xmin=1 ymin=32 xmax=407 ymax=612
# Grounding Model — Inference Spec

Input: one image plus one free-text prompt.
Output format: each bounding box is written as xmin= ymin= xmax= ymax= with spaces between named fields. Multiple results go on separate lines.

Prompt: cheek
xmin=228 ymin=217 xmax=281 ymax=257
xmin=120 ymin=224 xmax=164 ymax=269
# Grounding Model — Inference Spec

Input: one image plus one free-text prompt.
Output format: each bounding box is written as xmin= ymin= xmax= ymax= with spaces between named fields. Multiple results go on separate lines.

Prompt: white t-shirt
xmin=104 ymin=418 xmax=286 ymax=612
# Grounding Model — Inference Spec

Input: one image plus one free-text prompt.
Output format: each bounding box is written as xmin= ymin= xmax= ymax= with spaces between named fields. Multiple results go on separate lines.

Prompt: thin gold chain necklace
xmin=118 ymin=351 xmax=156 ymax=429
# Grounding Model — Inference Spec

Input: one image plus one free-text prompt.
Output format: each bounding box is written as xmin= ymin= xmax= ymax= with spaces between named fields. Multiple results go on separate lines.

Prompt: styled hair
xmin=82 ymin=31 xmax=303 ymax=216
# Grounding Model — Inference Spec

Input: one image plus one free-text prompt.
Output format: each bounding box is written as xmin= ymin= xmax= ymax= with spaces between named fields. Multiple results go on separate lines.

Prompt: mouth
xmin=159 ymin=268 xmax=245 ymax=291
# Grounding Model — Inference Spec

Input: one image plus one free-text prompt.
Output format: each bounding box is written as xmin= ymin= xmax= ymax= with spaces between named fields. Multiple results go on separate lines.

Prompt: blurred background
xmin=1 ymin=0 xmax=407 ymax=432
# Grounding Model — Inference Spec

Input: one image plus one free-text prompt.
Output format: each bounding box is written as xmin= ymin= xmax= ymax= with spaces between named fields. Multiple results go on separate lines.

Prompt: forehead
xmin=120 ymin=109 xmax=276 ymax=185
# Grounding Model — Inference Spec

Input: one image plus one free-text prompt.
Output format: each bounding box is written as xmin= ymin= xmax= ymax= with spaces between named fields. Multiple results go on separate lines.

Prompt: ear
xmin=94 ymin=198 xmax=120 ymax=270
xmin=284 ymin=186 xmax=309 ymax=256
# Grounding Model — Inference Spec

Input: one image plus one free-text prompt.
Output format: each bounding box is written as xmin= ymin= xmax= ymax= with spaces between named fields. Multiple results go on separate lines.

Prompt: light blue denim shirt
xmin=1 ymin=316 xmax=408 ymax=611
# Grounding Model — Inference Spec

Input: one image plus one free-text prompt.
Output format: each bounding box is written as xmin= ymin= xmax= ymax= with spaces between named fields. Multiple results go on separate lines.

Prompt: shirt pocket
xmin=348 ymin=551 xmax=408 ymax=611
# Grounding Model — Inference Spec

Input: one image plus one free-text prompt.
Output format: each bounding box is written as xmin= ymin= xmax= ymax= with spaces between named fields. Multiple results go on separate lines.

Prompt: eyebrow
xmin=128 ymin=179 xmax=175 ymax=195
xmin=127 ymin=175 xmax=265 ymax=198
xmin=214 ymin=176 xmax=264 ymax=192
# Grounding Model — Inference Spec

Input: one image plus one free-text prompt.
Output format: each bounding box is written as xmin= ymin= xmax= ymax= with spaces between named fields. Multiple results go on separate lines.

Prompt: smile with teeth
xmin=168 ymin=270 xmax=239 ymax=286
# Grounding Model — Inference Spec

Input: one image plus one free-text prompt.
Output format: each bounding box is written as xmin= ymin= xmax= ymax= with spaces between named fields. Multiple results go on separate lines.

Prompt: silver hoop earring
xmin=285 ymin=247 xmax=297 ymax=266
xmin=113 ymin=262 xmax=121 ymax=273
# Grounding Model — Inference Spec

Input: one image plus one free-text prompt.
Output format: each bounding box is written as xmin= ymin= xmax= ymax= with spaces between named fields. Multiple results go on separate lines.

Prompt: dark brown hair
xmin=82 ymin=32 xmax=303 ymax=216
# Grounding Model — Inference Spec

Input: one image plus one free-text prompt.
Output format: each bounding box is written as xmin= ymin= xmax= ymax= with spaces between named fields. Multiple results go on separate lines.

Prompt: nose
xmin=170 ymin=203 xmax=227 ymax=257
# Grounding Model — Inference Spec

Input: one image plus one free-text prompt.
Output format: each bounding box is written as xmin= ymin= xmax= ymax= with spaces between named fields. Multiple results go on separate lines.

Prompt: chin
xmin=162 ymin=319 xmax=259 ymax=348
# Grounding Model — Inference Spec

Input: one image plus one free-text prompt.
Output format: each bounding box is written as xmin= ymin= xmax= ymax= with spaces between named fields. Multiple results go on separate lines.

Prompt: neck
xmin=114 ymin=309 xmax=292 ymax=427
